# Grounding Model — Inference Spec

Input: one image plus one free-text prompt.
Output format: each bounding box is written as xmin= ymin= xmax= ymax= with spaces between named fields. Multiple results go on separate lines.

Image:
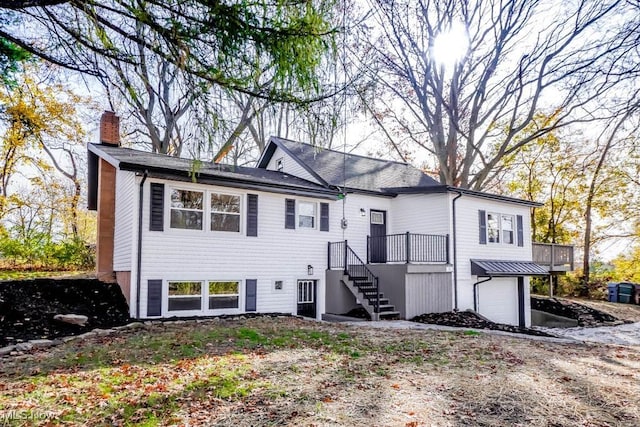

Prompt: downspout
xmin=135 ymin=170 xmax=148 ymax=319
xmin=473 ymin=276 xmax=493 ymax=313
xmin=451 ymin=190 xmax=463 ymax=310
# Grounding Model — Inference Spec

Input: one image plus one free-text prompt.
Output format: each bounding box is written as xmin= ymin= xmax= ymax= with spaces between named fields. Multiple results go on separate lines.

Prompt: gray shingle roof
xmin=89 ymin=143 xmax=336 ymax=196
xmin=271 ymin=137 xmax=441 ymax=193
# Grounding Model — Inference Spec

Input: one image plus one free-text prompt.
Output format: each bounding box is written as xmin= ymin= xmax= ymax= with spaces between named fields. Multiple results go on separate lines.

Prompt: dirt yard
xmin=1 ymin=317 xmax=639 ymax=426
xmin=0 ymin=278 xmax=130 ymax=346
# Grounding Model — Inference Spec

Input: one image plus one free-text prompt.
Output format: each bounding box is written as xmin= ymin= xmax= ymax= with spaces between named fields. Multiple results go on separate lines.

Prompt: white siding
xmin=113 ymin=170 xmax=136 ymax=271
xmin=477 ymin=278 xmax=521 ymax=325
xmin=340 ymin=193 xmax=393 ymax=258
xmin=136 ymin=178 xmax=349 ymax=318
xmin=390 ymin=193 xmax=451 ymax=236
xmin=265 ymin=146 xmax=321 ymax=184
xmin=453 ymin=194 xmax=533 ymax=326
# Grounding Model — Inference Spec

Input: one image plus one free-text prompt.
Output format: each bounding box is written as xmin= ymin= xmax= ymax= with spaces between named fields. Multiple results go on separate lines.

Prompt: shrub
xmin=0 ymin=235 xmax=94 ymax=270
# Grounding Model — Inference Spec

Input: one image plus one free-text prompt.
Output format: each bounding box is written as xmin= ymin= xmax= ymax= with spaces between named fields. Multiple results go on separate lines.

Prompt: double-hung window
xmin=501 ymin=215 xmax=515 ymax=244
xmin=170 ymin=189 xmax=203 ymax=230
xmin=168 ymin=281 xmax=202 ymax=311
xmin=487 ymin=212 xmax=500 ymax=243
xmin=211 ymin=193 xmax=241 ymax=232
xmin=167 ymin=280 xmax=240 ymax=312
xmin=168 ymin=188 xmax=242 ymax=232
xmin=208 ymin=281 xmax=240 ymax=309
xmin=298 ymin=201 xmax=316 ymax=228
xmin=484 ymin=212 xmax=515 ymax=245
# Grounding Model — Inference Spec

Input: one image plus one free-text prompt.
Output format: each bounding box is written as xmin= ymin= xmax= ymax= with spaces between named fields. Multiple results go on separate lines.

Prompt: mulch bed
xmin=411 ymin=311 xmax=557 ymax=337
xmin=531 ymin=296 xmax=624 ymax=327
xmin=2 ymin=277 xmax=625 ymax=348
xmin=0 ymin=278 xmax=131 ymax=346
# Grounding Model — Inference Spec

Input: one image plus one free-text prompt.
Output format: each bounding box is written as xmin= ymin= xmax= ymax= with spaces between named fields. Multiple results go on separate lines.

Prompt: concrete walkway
xmin=535 ymin=322 xmax=640 ymax=346
xmin=329 ymin=317 xmax=640 ymax=347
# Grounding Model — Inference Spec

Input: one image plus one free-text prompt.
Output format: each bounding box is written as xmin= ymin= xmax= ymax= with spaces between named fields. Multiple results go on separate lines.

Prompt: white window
xmin=487 ymin=212 xmax=500 ymax=243
xmin=485 ymin=212 xmax=516 ymax=245
xmin=370 ymin=211 xmax=384 ymax=224
xmin=210 ymin=193 xmax=241 ymax=232
xmin=170 ymin=189 xmax=203 ymax=230
xmin=297 ymin=280 xmax=314 ymax=303
xmin=298 ymin=201 xmax=316 ymax=228
xmin=275 ymin=158 xmax=284 ymax=172
xmin=501 ymin=215 xmax=515 ymax=244
xmin=208 ymin=281 xmax=240 ymax=309
xmin=168 ymin=281 xmax=202 ymax=311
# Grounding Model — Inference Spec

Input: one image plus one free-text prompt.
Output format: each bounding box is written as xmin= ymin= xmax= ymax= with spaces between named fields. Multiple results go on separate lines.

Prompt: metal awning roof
xmin=471 ymin=259 xmax=549 ymax=277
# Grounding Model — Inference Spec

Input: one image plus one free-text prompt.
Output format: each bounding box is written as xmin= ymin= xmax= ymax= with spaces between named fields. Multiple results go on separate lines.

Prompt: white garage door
xmin=477 ymin=277 xmax=519 ymax=325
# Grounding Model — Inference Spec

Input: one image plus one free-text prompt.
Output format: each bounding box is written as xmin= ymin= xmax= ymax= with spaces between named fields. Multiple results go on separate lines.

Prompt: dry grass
xmin=1 ymin=317 xmax=639 ymax=426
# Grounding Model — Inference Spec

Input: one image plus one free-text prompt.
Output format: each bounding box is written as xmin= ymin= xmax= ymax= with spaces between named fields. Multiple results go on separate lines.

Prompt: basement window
xmin=168 ymin=281 xmax=202 ymax=311
xmin=208 ymin=281 xmax=240 ymax=309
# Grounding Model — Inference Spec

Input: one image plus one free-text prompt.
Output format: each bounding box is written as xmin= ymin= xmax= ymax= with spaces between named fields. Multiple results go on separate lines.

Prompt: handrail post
xmin=405 ymin=231 xmax=411 ymax=264
xmin=343 ymin=240 xmax=348 ymax=275
xmin=569 ymin=245 xmax=574 ymax=270
xmin=327 ymin=242 xmax=331 ymax=270
xmin=446 ymin=234 xmax=450 ymax=264
xmin=550 ymin=244 xmax=555 ymax=271
xmin=375 ymin=277 xmax=380 ymax=321
xmin=366 ymin=236 xmax=370 ymax=264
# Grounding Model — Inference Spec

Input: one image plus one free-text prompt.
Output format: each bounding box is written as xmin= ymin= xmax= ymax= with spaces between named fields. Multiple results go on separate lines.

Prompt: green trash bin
xmin=617 ymin=283 xmax=635 ymax=304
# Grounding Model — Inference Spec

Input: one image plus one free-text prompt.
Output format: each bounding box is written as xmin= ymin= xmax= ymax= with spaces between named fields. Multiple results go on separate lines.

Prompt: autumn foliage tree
xmin=504 ymin=123 xmax=584 ymax=245
xmin=0 ymin=64 xmax=96 ymax=269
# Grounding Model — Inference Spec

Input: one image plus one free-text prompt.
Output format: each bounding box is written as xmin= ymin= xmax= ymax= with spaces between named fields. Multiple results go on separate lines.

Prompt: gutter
xmin=451 ymin=190 xmax=463 ymax=310
xmin=473 ymin=276 xmax=493 ymax=313
xmin=117 ymin=165 xmax=339 ymax=199
xmin=135 ymin=170 xmax=148 ymax=319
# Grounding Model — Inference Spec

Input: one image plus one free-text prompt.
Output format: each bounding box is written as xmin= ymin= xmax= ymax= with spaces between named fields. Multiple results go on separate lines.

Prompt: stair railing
xmin=328 ymin=240 xmax=381 ymax=320
xmin=345 ymin=243 xmax=380 ymax=320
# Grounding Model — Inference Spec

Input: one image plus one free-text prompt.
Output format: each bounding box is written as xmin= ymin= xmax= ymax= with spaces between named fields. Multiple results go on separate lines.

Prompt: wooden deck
xmin=532 ymin=243 xmax=574 ymax=272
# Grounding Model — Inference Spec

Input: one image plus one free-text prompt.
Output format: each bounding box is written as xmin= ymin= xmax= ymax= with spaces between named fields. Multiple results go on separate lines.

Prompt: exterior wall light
xmin=307 ymin=265 xmax=313 ymax=275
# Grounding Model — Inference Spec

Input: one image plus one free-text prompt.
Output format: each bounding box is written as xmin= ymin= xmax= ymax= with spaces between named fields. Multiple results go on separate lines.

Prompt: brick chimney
xmin=100 ymin=111 xmax=120 ymax=146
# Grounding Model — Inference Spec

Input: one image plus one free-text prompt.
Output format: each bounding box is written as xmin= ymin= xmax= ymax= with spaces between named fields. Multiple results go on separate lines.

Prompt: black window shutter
xmin=246 ymin=279 xmax=257 ymax=312
xmin=320 ymin=202 xmax=329 ymax=232
xmin=149 ymin=183 xmax=164 ymax=231
xmin=479 ymin=210 xmax=487 ymax=245
xmin=285 ymin=199 xmax=296 ymax=229
xmin=147 ymin=279 xmax=162 ymax=316
xmin=247 ymin=194 xmax=258 ymax=237
xmin=517 ymin=215 xmax=524 ymax=247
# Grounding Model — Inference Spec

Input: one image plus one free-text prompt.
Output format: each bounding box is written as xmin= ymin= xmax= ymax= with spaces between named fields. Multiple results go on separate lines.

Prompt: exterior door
xmin=297 ymin=280 xmax=316 ymax=318
xmin=370 ymin=210 xmax=387 ymax=263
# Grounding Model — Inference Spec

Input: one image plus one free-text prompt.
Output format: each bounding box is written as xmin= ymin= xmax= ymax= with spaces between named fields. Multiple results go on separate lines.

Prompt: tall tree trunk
xmin=581 ymin=110 xmax=634 ymax=295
